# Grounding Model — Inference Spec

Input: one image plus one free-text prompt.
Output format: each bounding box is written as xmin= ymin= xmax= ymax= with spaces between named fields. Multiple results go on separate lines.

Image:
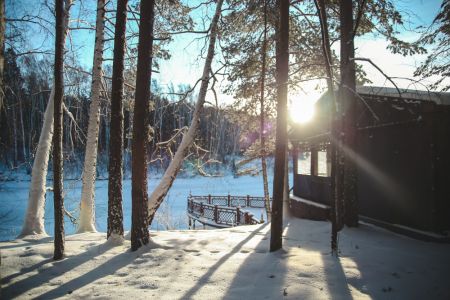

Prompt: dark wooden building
xmin=289 ymin=86 xmax=450 ymax=238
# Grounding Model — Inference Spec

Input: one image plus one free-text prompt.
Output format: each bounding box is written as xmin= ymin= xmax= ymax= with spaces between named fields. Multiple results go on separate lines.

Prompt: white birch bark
xmin=19 ymin=0 xmax=72 ymax=237
xmin=20 ymin=87 xmax=55 ymax=236
xmin=148 ymin=0 xmax=224 ymax=221
xmin=77 ymin=0 xmax=105 ymax=233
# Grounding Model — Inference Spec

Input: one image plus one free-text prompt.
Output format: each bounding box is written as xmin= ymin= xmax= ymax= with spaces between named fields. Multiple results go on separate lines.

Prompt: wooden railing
xmin=187 ymin=195 xmax=272 ymax=227
xmin=189 ymin=194 xmax=272 ymax=209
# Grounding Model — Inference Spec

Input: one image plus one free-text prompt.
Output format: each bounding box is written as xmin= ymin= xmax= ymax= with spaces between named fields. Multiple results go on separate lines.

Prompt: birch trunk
xmin=147 ymin=0 xmax=224 ymax=223
xmin=20 ymin=87 xmax=54 ymax=236
xmin=260 ymin=0 xmax=271 ymax=222
xmin=19 ymin=0 xmax=71 ymax=238
xmin=78 ymin=0 xmax=105 ymax=233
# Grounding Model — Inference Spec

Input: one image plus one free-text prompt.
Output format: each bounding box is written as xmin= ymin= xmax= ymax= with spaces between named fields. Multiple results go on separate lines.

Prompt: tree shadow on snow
xmin=221 ymin=217 xmax=354 ymax=300
xmin=1 ymin=237 xmax=119 ymax=298
xmin=178 ymin=222 xmax=271 ymax=299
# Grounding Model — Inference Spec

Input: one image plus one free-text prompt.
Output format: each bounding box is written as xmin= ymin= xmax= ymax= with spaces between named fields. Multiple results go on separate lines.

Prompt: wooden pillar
xmin=326 ymin=144 xmax=332 ymax=177
xmin=310 ymin=147 xmax=318 ymax=176
xmin=214 ymin=205 xmax=218 ymax=223
xmin=292 ymin=143 xmax=298 ymax=175
xmin=236 ymin=207 xmax=241 ymax=224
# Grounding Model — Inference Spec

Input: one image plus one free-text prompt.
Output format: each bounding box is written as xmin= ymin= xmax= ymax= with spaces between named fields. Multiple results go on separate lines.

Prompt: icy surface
xmin=1 ymin=217 xmax=449 ymax=299
xmin=0 ymin=174 xmax=277 ymax=241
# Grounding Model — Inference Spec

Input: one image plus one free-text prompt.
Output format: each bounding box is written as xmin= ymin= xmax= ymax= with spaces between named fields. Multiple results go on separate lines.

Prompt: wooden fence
xmin=187 ymin=195 xmax=272 ymax=227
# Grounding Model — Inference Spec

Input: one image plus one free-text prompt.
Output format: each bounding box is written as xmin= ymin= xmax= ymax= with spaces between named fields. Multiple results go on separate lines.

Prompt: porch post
xmin=311 ymin=146 xmax=318 ymax=176
xmin=292 ymin=142 xmax=298 ymax=175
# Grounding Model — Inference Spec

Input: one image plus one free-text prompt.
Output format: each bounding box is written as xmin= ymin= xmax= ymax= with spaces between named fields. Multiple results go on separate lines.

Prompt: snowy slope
xmin=1 ymin=217 xmax=449 ymax=299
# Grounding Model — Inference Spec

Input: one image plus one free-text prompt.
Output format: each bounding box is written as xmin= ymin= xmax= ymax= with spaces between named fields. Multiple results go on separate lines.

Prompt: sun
xmin=289 ymin=98 xmax=315 ymax=124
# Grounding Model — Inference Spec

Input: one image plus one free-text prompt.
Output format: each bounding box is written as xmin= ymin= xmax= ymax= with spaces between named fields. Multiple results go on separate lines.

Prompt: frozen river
xmin=0 ymin=174 xmax=276 ymax=241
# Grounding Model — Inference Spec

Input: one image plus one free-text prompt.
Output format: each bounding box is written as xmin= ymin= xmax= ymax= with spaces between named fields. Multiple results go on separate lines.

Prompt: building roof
xmin=290 ymin=86 xmax=450 ymax=145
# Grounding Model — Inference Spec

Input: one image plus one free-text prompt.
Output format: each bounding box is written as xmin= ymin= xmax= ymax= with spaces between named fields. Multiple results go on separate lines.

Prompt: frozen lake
xmin=0 ymin=155 xmax=320 ymax=242
xmin=0 ymin=174 xmax=277 ymax=241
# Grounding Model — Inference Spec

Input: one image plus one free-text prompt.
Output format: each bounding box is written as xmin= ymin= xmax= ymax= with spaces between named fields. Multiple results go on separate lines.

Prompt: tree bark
xmin=20 ymin=0 xmax=71 ymax=238
xmin=0 ymin=0 xmax=4 ymax=111
xmin=270 ymin=0 xmax=289 ymax=252
xmin=147 ymin=0 xmax=224 ymax=224
xmin=78 ymin=0 xmax=106 ymax=233
xmin=260 ymin=0 xmax=271 ymax=222
xmin=53 ymin=0 xmax=66 ymax=261
xmin=131 ymin=0 xmax=155 ymax=251
xmin=315 ymin=0 xmax=342 ymax=253
xmin=340 ymin=0 xmax=358 ymax=227
xmin=107 ymin=0 xmax=127 ymax=239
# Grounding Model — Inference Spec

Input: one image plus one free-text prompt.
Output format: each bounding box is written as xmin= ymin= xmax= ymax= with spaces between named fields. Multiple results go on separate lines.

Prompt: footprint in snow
xmin=183 ymin=249 xmax=200 ymax=253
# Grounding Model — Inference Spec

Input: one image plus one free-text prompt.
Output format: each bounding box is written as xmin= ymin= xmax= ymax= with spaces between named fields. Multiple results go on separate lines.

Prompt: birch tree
xmin=78 ymin=0 xmax=106 ymax=233
xmin=108 ymin=0 xmax=127 ymax=240
xmin=260 ymin=0 xmax=271 ymax=221
xmin=147 ymin=0 xmax=224 ymax=224
xmin=20 ymin=0 xmax=72 ymax=238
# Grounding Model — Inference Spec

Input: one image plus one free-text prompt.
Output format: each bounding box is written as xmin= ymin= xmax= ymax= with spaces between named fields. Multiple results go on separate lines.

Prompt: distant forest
xmin=0 ymin=48 xmax=263 ymax=176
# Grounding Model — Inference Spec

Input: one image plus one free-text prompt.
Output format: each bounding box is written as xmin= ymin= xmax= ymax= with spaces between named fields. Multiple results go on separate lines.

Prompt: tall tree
xmin=53 ymin=0 xmax=66 ymax=260
xmin=20 ymin=0 xmax=72 ymax=238
xmin=108 ymin=0 xmax=128 ymax=240
xmin=147 ymin=0 xmax=224 ymax=224
xmin=131 ymin=0 xmax=155 ymax=251
xmin=270 ymin=0 xmax=289 ymax=252
xmin=0 ymin=0 xmax=4 ymax=111
xmin=340 ymin=0 xmax=358 ymax=227
xmin=260 ymin=0 xmax=271 ymax=222
xmin=315 ymin=0 xmax=342 ymax=253
xmin=78 ymin=0 xmax=106 ymax=233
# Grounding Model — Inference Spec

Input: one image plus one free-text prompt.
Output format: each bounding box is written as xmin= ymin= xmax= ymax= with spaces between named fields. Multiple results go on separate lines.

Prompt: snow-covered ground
xmin=1 ymin=217 xmax=449 ymax=299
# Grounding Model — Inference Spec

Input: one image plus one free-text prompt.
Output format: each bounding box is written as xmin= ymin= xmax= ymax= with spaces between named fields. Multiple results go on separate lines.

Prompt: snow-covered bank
xmin=1 ymin=217 xmax=449 ymax=299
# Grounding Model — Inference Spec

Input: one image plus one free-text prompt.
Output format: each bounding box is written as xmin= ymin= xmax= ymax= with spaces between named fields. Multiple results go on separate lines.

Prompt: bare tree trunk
xmin=19 ymin=96 xmax=27 ymax=162
xmin=131 ymin=0 xmax=155 ymax=251
xmin=20 ymin=0 xmax=71 ymax=238
xmin=260 ymin=0 xmax=271 ymax=222
xmin=107 ymin=0 xmax=127 ymax=240
xmin=11 ymin=101 xmax=17 ymax=166
xmin=78 ymin=0 xmax=106 ymax=233
xmin=340 ymin=0 xmax=358 ymax=227
xmin=53 ymin=0 xmax=66 ymax=261
xmin=315 ymin=0 xmax=342 ymax=253
xmin=147 ymin=0 xmax=224 ymax=223
xmin=0 ymin=0 xmax=4 ymax=111
xmin=270 ymin=0 xmax=289 ymax=252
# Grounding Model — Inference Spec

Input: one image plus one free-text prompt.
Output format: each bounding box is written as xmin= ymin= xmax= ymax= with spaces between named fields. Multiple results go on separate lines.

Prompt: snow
xmin=0 ymin=174 xmax=276 ymax=241
xmin=1 ymin=217 xmax=450 ymax=299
